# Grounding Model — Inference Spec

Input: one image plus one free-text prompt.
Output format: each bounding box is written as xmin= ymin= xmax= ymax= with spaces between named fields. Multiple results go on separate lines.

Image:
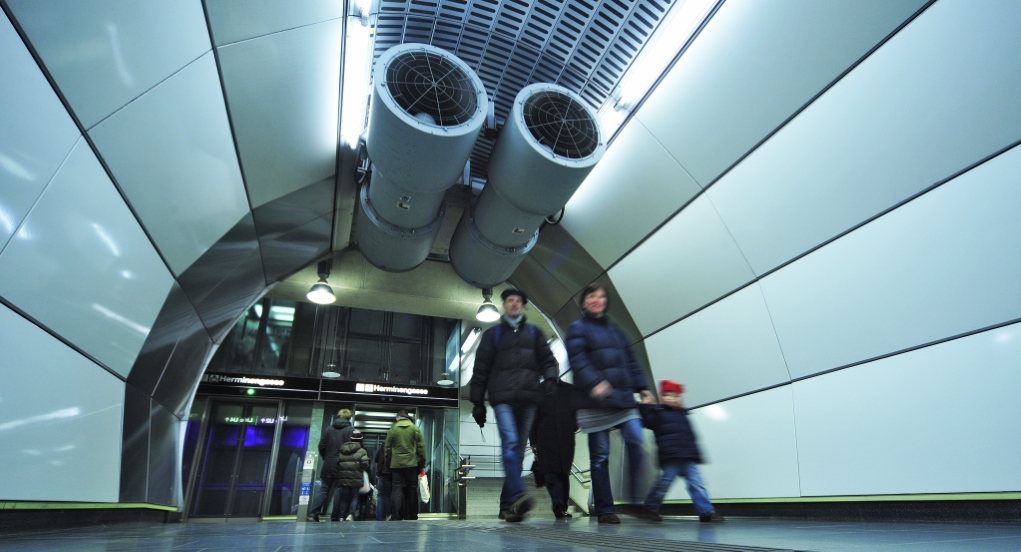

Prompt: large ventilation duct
xmin=450 ymin=84 xmax=606 ymax=287
xmin=356 ymin=44 xmax=487 ymax=271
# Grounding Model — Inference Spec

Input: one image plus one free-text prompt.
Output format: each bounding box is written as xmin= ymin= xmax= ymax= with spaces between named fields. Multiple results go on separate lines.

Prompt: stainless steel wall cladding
xmin=357 ymin=186 xmax=445 ymax=272
xmin=450 ymin=84 xmax=605 ymax=287
xmin=356 ymin=43 xmax=487 ymax=271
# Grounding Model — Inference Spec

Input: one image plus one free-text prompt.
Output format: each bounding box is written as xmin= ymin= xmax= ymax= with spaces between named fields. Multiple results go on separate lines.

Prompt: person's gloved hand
xmin=472 ymin=403 xmax=487 ymax=427
xmin=542 ymin=378 xmax=557 ymax=395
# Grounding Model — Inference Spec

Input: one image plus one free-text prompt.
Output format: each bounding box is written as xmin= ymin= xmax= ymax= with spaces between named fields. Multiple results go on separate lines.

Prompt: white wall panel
xmin=610 ymin=194 xmax=754 ymax=336
xmin=685 ymin=386 xmax=800 ymax=499
xmin=562 ymin=119 xmax=701 ymax=269
xmin=760 ymin=144 xmax=1021 ymax=379
xmin=217 ymin=19 xmax=342 ymax=208
xmin=644 ymin=283 xmax=789 ymax=408
xmin=90 ymin=52 xmax=249 ymax=276
xmin=7 ymin=0 xmax=211 ymax=128
xmin=0 ymin=139 xmax=175 ymax=377
xmin=0 ymin=13 xmax=81 ymax=252
xmin=0 ymin=304 xmax=123 ymax=502
xmin=206 ymin=0 xmax=345 ymax=46
xmin=708 ymin=0 xmax=1021 ymax=275
xmin=637 ymin=0 xmax=926 ymax=187
xmin=793 ymin=323 xmax=1021 ymax=496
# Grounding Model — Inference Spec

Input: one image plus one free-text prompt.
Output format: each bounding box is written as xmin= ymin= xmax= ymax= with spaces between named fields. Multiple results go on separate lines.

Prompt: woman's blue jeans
xmin=587 ymin=417 xmax=646 ymax=515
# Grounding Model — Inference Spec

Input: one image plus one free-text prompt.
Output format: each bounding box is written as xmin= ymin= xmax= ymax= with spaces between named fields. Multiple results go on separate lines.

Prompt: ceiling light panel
xmin=371 ymin=0 xmax=676 ymax=181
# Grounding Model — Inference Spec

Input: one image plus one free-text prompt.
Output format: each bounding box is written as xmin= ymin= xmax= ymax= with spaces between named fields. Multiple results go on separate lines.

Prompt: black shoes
xmin=597 ymin=513 xmax=621 ymax=524
xmin=634 ymin=507 xmax=662 ymax=522
xmin=554 ymin=510 xmax=573 ymax=519
xmin=308 ymin=514 xmax=320 ymax=522
xmin=505 ymin=496 xmax=534 ymax=522
xmin=699 ymin=512 xmax=725 ymax=522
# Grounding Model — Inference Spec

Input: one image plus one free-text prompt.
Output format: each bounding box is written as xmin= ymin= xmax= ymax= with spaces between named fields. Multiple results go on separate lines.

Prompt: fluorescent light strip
xmin=339 ymin=9 xmax=376 ymax=147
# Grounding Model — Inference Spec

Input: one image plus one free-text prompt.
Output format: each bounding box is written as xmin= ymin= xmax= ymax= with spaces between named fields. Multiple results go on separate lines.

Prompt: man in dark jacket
xmin=372 ymin=445 xmax=391 ymax=520
xmin=334 ymin=431 xmax=369 ymax=521
xmin=637 ymin=381 xmax=723 ymax=522
xmin=530 ymin=380 xmax=577 ymax=519
xmin=470 ymin=288 xmax=559 ymax=522
xmin=308 ymin=408 xmax=353 ymax=521
xmin=385 ymin=410 xmax=425 ymax=520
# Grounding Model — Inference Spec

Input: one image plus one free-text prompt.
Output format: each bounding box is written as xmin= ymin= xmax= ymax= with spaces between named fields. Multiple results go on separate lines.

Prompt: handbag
xmin=418 ymin=470 xmax=431 ymax=503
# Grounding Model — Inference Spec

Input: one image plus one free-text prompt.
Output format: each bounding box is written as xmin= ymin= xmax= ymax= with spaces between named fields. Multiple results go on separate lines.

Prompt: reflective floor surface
xmin=3 ymin=517 xmax=1021 ymax=551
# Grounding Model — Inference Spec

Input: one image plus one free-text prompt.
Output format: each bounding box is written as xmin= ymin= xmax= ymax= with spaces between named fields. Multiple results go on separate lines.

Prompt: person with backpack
xmin=334 ymin=430 xmax=369 ymax=521
xmin=470 ymin=288 xmax=559 ymax=522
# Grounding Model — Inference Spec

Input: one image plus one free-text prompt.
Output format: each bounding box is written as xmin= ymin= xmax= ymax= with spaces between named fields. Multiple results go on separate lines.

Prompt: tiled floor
xmin=2 ymin=516 xmax=1021 ymax=551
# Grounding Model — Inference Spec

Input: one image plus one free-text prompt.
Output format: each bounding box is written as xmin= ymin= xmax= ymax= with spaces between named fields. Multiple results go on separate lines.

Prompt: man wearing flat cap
xmin=469 ymin=288 xmax=559 ymax=522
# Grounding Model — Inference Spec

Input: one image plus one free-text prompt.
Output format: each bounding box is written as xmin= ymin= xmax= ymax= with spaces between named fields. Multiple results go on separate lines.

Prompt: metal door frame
xmin=183 ymin=397 xmax=285 ymax=520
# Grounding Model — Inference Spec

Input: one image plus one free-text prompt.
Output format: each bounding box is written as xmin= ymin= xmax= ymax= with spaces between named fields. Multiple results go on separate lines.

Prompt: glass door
xmin=189 ymin=401 xmax=280 ymax=518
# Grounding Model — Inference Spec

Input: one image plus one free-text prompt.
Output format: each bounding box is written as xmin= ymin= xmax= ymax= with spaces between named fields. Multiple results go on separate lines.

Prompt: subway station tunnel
xmin=1 ymin=0 xmax=1020 ymax=550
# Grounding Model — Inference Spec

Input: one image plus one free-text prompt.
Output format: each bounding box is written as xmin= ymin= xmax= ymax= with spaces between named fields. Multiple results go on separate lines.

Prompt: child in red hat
xmin=636 ymin=380 xmax=723 ymax=522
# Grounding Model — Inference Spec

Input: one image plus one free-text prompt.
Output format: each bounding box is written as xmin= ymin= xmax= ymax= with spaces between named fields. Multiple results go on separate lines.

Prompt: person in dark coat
xmin=530 ymin=379 xmax=577 ymax=518
xmin=334 ymin=431 xmax=369 ymax=521
xmin=637 ymin=381 xmax=722 ymax=522
xmin=567 ymin=284 xmax=654 ymax=524
xmin=308 ymin=408 xmax=353 ymax=521
xmin=372 ymin=444 xmax=391 ymax=520
xmin=470 ymin=288 xmax=559 ymax=522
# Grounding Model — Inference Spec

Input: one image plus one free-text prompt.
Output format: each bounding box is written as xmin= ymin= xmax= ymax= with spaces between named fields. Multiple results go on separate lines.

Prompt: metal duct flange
xmin=449 ymin=200 xmax=539 ymax=289
xmin=356 ymin=185 xmax=444 ymax=272
xmin=366 ymin=165 xmax=446 ymax=229
xmin=366 ymin=44 xmax=488 ymax=194
xmin=472 ymin=182 xmax=547 ymax=247
xmin=485 ymin=84 xmax=606 ymax=217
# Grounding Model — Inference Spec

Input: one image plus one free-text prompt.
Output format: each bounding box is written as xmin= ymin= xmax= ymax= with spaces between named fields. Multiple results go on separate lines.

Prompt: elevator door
xmin=189 ymin=401 xmax=280 ymax=518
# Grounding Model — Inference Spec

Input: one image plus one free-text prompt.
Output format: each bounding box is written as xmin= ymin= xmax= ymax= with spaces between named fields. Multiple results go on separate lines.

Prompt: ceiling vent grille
xmin=522 ymin=90 xmax=600 ymax=159
xmin=385 ymin=50 xmax=481 ymax=126
xmin=372 ymin=0 xmax=674 ymax=180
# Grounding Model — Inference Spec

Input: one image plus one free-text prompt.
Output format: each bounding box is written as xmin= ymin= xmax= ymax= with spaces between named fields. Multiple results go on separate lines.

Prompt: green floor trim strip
xmin=638 ymin=492 xmax=1021 ymax=505
xmin=0 ymin=501 xmax=177 ymax=511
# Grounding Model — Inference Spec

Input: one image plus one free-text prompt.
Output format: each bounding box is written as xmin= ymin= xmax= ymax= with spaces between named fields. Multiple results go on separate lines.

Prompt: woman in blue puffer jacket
xmin=567 ymin=284 xmax=653 ymax=524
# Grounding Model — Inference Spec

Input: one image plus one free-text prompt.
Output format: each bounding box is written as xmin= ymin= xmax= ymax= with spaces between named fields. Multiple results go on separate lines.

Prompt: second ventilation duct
xmin=355 ymin=44 xmax=487 ymax=272
xmin=450 ymin=84 xmax=606 ymax=288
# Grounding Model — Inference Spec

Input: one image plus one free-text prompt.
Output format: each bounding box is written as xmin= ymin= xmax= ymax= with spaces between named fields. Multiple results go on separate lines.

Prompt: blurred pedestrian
xmin=530 ymin=379 xmax=577 ymax=519
xmin=470 ymin=288 xmax=559 ymax=522
xmin=636 ymin=381 xmax=723 ymax=522
xmin=567 ymin=284 xmax=654 ymax=524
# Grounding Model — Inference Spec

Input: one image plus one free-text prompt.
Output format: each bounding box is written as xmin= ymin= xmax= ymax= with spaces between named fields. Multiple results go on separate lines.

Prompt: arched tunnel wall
xmin=2 ymin=0 xmax=1020 ymax=518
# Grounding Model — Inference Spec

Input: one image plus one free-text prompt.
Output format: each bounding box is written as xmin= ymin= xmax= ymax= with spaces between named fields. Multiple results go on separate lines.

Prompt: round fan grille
xmin=522 ymin=91 xmax=599 ymax=159
xmin=385 ymin=51 xmax=479 ymax=127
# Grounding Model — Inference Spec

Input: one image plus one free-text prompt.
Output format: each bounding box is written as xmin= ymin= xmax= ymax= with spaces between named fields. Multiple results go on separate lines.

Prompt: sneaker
xmin=699 ymin=512 xmax=725 ymax=522
xmin=307 ymin=514 xmax=320 ymax=522
xmin=636 ymin=507 xmax=662 ymax=522
xmin=498 ymin=509 xmax=511 ymax=520
xmin=504 ymin=496 xmax=533 ymax=523
xmin=597 ymin=513 xmax=621 ymax=524
xmin=345 ymin=515 xmax=353 ymax=521
xmin=554 ymin=511 xmax=573 ymax=519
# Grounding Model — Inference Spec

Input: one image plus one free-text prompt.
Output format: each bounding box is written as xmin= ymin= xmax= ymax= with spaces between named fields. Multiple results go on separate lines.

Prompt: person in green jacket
xmin=384 ymin=410 xmax=425 ymax=520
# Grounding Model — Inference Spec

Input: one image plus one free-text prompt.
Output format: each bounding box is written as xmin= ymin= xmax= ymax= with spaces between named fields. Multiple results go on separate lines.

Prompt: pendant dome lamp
xmin=476 ymin=287 xmax=500 ymax=322
xmin=306 ymin=260 xmax=337 ymax=304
